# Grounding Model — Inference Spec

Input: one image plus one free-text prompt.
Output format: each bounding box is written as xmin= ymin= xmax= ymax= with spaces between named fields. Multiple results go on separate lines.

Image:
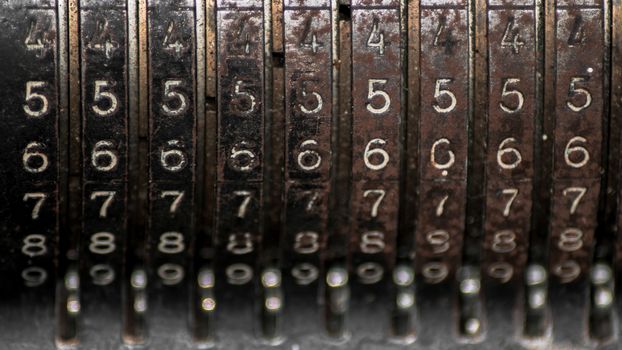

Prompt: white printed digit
xmin=160 ymin=190 xmax=185 ymax=214
xmin=501 ymin=188 xmax=518 ymax=217
xmin=363 ymin=189 xmax=386 ymax=218
xmin=23 ymin=81 xmax=49 ymax=117
xmin=23 ymin=192 xmax=47 ymax=219
xmin=89 ymin=191 xmax=116 ymax=218
xmin=233 ymin=190 xmax=252 ymax=218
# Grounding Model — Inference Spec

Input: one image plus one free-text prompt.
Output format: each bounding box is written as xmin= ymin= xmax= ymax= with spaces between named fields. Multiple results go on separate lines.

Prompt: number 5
xmin=499 ymin=78 xmax=524 ymax=114
xmin=366 ymin=79 xmax=390 ymax=114
xmin=162 ymin=80 xmax=188 ymax=117
xmin=92 ymin=80 xmax=118 ymax=117
xmin=233 ymin=80 xmax=256 ymax=114
xmin=23 ymin=81 xmax=49 ymax=118
xmin=299 ymin=80 xmax=323 ymax=115
xmin=567 ymin=77 xmax=592 ymax=112
xmin=433 ymin=78 xmax=457 ymax=114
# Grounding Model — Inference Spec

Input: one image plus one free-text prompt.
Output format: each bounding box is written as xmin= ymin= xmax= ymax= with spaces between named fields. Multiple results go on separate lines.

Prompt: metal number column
xmin=548 ymin=0 xmax=606 ymax=345
xmin=282 ymin=0 xmax=336 ymax=338
xmin=482 ymin=0 xmax=540 ymax=339
xmin=78 ymin=0 xmax=129 ymax=346
xmin=0 ymin=1 xmax=61 ymax=347
xmin=415 ymin=0 xmax=471 ymax=344
xmin=147 ymin=0 xmax=198 ymax=346
xmin=214 ymin=0 xmax=266 ymax=340
xmin=349 ymin=0 xmax=403 ymax=342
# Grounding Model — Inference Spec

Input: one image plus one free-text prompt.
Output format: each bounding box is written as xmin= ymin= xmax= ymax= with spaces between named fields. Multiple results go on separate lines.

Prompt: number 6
xmin=564 ymin=136 xmax=590 ymax=168
xmin=364 ymin=139 xmax=389 ymax=170
xmin=22 ymin=142 xmax=49 ymax=173
xmin=430 ymin=138 xmax=455 ymax=171
xmin=496 ymin=137 xmax=522 ymax=170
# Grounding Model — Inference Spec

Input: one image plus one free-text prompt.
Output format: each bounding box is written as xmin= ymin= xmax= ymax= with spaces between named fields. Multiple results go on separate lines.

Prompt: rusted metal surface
xmin=282 ymin=0 xmax=334 ymax=338
xmin=282 ymin=1 xmax=333 ymax=279
xmin=350 ymin=0 xmax=401 ymax=287
xmin=415 ymin=0 xmax=469 ymax=284
xmin=482 ymin=2 xmax=537 ymax=284
xmin=348 ymin=4 xmax=404 ymax=339
xmin=1 ymin=0 xmax=622 ymax=348
xmin=548 ymin=0 xmax=604 ymax=283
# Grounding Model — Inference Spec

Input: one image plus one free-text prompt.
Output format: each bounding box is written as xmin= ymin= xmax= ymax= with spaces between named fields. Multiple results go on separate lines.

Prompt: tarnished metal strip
xmin=614 ymin=0 xmax=622 ymax=275
xmin=0 ymin=0 xmax=59 ymax=297
xmin=193 ymin=0 xmax=217 ymax=343
xmin=191 ymin=0 xmax=208 ymax=344
xmin=545 ymin=0 xmax=606 ymax=346
xmin=549 ymin=0 xmax=604 ymax=284
xmin=350 ymin=0 xmax=401 ymax=283
xmin=78 ymin=1 xmax=128 ymax=346
xmin=214 ymin=0 xmax=265 ymax=340
xmin=481 ymin=2 xmax=541 ymax=341
xmin=282 ymin=0 xmax=335 ymax=339
xmin=147 ymin=0 xmax=197 ymax=346
xmin=482 ymin=0 xmax=537 ymax=285
xmin=414 ymin=0 xmax=471 ymax=345
xmin=56 ymin=0 xmax=81 ymax=345
xmin=416 ymin=0 xmax=469 ymax=284
xmin=122 ymin=0 xmax=149 ymax=344
xmin=0 ymin=0 xmax=59 ymax=347
xmin=348 ymin=0 xmax=402 ymax=342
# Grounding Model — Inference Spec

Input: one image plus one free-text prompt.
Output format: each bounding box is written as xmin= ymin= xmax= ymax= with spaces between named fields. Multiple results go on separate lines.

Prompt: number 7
xmin=90 ymin=191 xmax=116 ymax=218
xmin=363 ymin=189 xmax=386 ymax=218
xmin=501 ymin=188 xmax=518 ymax=217
xmin=233 ymin=191 xmax=252 ymax=219
xmin=563 ymin=187 xmax=586 ymax=215
xmin=161 ymin=191 xmax=184 ymax=214
xmin=23 ymin=193 xmax=47 ymax=219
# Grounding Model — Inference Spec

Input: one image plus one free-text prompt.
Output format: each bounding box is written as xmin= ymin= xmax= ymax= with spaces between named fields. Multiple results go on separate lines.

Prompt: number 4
xmin=500 ymin=17 xmax=525 ymax=54
xmin=366 ymin=18 xmax=385 ymax=55
xmin=300 ymin=18 xmax=324 ymax=53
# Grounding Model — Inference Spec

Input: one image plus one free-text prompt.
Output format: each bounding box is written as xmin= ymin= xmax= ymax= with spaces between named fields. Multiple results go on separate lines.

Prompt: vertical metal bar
xmin=78 ymin=0 xmax=128 ymax=346
xmin=56 ymin=0 xmax=81 ymax=345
